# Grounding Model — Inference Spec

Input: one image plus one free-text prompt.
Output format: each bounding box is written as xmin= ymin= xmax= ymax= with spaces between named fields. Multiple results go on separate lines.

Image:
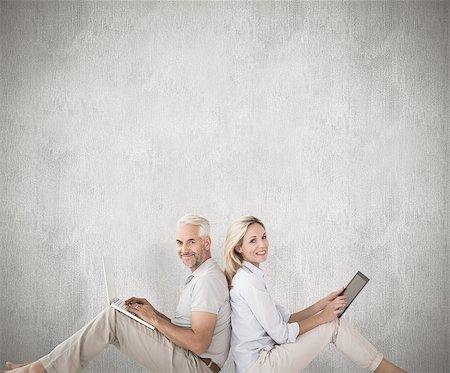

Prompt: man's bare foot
xmin=5 ymin=362 xmax=30 ymax=369
xmin=1 ymin=361 xmax=46 ymax=373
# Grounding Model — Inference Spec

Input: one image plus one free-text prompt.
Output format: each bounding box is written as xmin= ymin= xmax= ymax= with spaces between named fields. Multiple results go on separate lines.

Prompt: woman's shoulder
xmin=231 ymin=265 xmax=264 ymax=291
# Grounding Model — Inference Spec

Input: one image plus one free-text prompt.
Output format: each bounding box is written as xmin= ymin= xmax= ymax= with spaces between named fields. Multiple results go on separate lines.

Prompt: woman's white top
xmin=230 ymin=261 xmax=300 ymax=373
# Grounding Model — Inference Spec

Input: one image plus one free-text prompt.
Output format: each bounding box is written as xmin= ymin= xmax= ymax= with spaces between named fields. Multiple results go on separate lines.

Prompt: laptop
xmin=338 ymin=271 xmax=370 ymax=318
xmin=102 ymin=256 xmax=155 ymax=329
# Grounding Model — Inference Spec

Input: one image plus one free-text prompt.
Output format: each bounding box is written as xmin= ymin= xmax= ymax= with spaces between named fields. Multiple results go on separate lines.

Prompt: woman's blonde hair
xmin=224 ymin=216 xmax=265 ymax=287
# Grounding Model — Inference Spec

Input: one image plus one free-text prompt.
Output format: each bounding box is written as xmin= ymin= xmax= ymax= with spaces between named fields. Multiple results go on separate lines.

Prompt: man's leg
xmin=4 ymin=308 xmax=211 ymax=373
xmin=37 ymin=308 xmax=120 ymax=372
xmin=247 ymin=318 xmax=383 ymax=373
xmin=105 ymin=308 xmax=211 ymax=373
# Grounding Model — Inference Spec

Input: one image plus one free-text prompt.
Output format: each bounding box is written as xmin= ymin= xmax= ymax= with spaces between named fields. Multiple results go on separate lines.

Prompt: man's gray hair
xmin=177 ymin=214 xmax=210 ymax=238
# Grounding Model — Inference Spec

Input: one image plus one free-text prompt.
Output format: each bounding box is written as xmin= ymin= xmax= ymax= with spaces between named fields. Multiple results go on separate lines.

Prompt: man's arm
xmin=127 ymin=301 xmax=216 ymax=355
xmin=125 ymin=297 xmax=171 ymax=322
xmin=153 ymin=311 xmax=216 ymax=355
xmin=154 ymin=309 xmax=172 ymax=323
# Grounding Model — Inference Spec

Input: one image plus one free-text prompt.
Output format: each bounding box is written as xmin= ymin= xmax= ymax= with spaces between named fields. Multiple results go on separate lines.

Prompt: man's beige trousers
xmin=247 ymin=318 xmax=383 ymax=373
xmin=39 ymin=308 xmax=212 ymax=373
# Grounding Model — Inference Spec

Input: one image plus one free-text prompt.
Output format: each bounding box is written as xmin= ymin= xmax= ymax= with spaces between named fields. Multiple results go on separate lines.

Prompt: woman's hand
xmin=317 ymin=287 xmax=344 ymax=311
xmin=319 ymin=296 xmax=347 ymax=323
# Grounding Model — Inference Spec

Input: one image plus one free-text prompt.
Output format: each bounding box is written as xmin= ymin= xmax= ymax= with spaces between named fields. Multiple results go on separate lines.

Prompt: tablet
xmin=338 ymin=271 xmax=369 ymax=318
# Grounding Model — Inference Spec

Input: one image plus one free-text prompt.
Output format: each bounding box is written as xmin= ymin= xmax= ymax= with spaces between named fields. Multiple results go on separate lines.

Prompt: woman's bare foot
xmin=375 ymin=358 xmax=408 ymax=373
xmin=1 ymin=361 xmax=46 ymax=373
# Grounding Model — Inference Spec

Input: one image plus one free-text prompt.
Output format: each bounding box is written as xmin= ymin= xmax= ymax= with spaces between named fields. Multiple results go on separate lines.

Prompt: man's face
xmin=176 ymin=224 xmax=211 ymax=272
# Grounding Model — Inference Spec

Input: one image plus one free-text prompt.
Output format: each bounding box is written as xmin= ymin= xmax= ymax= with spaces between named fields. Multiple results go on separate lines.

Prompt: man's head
xmin=176 ymin=214 xmax=212 ymax=272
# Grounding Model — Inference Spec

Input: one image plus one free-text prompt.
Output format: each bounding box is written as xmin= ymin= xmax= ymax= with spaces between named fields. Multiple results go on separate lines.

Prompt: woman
xmin=224 ymin=216 xmax=407 ymax=373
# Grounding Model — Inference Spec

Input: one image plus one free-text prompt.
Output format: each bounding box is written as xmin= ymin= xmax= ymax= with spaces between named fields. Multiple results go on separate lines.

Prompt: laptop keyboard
xmin=111 ymin=297 xmax=128 ymax=311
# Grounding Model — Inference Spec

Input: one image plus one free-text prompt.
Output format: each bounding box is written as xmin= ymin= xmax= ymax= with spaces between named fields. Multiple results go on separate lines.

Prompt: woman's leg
xmin=375 ymin=358 xmax=408 ymax=373
xmin=332 ymin=318 xmax=383 ymax=370
xmin=247 ymin=318 xmax=383 ymax=373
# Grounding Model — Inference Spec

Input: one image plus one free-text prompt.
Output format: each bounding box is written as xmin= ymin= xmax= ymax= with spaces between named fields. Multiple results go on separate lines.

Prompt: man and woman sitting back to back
xmin=3 ymin=214 xmax=407 ymax=373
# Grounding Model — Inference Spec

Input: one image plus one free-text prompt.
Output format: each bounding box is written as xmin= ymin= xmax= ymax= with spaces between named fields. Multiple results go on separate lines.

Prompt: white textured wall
xmin=1 ymin=2 xmax=448 ymax=372
xmin=447 ymin=1 xmax=449 ymax=368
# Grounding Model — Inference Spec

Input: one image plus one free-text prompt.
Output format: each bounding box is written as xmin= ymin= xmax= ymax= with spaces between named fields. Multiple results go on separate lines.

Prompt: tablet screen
xmin=338 ymin=271 xmax=369 ymax=318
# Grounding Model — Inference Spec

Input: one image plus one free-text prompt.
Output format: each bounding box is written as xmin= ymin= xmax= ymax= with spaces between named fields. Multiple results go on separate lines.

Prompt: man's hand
xmin=124 ymin=297 xmax=217 ymax=355
xmin=125 ymin=297 xmax=151 ymax=307
xmin=125 ymin=297 xmax=159 ymax=325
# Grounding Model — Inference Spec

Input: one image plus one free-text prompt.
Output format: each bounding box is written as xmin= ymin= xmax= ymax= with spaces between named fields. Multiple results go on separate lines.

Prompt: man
xmin=3 ymin=214 xmax=231 ymax=373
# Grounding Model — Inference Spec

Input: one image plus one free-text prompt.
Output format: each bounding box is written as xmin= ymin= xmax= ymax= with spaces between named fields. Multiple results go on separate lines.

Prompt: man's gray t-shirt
xmin=172 ymin=258 xmax=231 ymax=367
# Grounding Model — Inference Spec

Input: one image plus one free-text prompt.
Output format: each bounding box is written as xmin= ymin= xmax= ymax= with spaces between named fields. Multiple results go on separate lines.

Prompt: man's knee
xmin=97 ymin=306 xmax=116 ymax=320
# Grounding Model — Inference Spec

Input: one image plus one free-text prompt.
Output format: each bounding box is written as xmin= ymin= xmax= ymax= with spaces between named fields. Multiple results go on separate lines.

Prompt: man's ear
xmin=204 ymin=236 xmax=212 ymax=251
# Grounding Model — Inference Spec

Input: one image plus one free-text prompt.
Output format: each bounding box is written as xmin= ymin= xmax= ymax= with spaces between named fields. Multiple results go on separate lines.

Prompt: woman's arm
xmin=289 ymin=287 xmax=344 ymax=323
xmin=288 ymin=302 xmax=322 ymax=323
xmin=293 ymin=295 xmax=347 ymax=335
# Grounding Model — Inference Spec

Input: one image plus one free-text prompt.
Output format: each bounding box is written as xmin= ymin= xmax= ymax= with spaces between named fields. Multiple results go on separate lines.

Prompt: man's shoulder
xmin=196 ymin=259 xmax=226 ymax=279
xmin=189 ymin=261 xmax=230 ymax=306
xmin=196 ymin=272 xmax=228 ymax=290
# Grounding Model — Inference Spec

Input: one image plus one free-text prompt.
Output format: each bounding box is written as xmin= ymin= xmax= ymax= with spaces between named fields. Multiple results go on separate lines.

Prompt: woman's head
xmin=223 ymin=216 xmax=268 ymax=286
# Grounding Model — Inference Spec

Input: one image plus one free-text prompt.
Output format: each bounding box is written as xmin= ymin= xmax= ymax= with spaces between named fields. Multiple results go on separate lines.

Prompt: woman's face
xmin=237 ymin=223 xmax=269 ymax=267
